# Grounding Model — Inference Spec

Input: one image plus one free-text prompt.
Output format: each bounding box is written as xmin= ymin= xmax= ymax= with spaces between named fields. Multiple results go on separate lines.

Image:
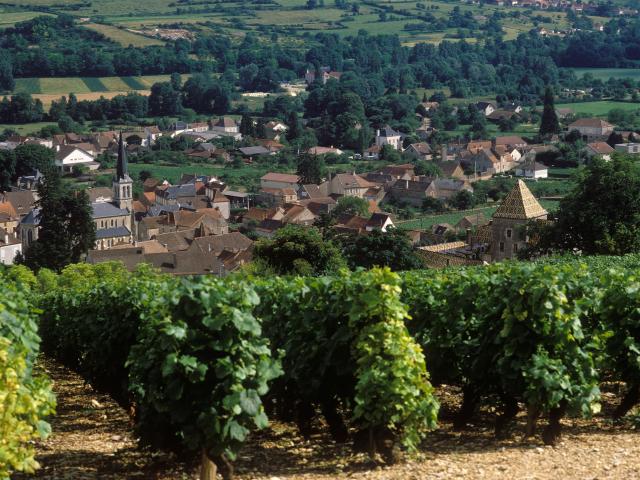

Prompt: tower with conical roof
xmin=490 ymin=179 xmax=547 ymax=261
xmin=113 ymin=132 xmax=133 ymax=210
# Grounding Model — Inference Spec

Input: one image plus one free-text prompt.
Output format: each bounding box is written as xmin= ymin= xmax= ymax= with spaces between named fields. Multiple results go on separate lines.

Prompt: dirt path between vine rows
xmin=21 ymin=358 xmax=640 ymax=480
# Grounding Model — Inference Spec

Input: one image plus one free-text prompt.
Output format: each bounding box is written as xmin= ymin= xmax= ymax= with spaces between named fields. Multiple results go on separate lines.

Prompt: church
xmin=93 ymin=132 xmax=133 ymax=250
xmin=21 ymin=133 xmax=135 ymax=251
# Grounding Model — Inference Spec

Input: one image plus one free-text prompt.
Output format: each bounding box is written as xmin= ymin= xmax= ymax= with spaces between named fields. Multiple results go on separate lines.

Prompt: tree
xmin=450 ymin=190 xmax=475 ymax=210
xmin=0 ymin=52 xmax=14 ymax=92
xmin=539 ymin=87 xmax=560 ymax=136
xmin=13 ymin=144 xmax=54 ymax=178
xmin=533 ymin=156 xmax=640 ymax=256
xmin=0 ymin=150 xmax=15 ymax=190
xmin=253 ymin=225 xmax=346 ymax=275
xmin=337 ymin=228 xmax=423 ymax=271
xmin=297 ymin=154 xmax=326 ymax=184
xmin=332 ymin=196 xmax=370 ymax=218
xmin=138 ymin=170 xmax=153 ymax=182
xmin=239 ymin=113 xmax=256 ymax=137
xmin=286 ymin=111 xmax=302 ymax=141
xmin=22 ymin=169 xmax=96 ymax=271
xmin=148 ymin=82 xmax=182 ymax=116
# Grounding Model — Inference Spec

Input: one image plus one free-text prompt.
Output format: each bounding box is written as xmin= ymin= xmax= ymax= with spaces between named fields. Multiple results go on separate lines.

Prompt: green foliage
xmin=540 ymin=87 xmax=560 ymax=136
xmin=337 ymin=228 xmax=424 ymax=271
xmin=0 ymin=271 xmax=55 ymax=478
xmin=332 ymin=195 xmax=370 ymax=218
xmin=22 ymin=169 xmax=96 ymax=272
xmin=540 ymin=156 xmax=640 ymax=255
xmin=253 ymin=225 xmax=346 ymax=275
xmin=128 ymin=276 xmax=282 ymax=461
xmin=37 ymin=263 xmax=281 ymax=471
xmin=255 ymin=268 xmax=438 ymax=458
xmin=402 ymin=262 xmax=601 ymax=428
xmin=349 ymin=269 xmax=438 ymax=451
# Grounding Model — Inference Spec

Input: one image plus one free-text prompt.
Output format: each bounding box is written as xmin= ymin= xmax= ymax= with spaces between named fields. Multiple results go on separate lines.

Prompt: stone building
xmin=490 ymin=180 xmax=547 ymax=261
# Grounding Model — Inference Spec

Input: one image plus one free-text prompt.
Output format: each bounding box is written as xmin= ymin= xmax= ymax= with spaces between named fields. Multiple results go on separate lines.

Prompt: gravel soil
xmin=21 ymin=358 xmax=640 ymax=480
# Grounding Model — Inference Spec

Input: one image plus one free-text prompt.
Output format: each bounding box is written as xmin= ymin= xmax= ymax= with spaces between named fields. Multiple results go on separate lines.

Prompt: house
xmin=435 ymin=161 xmax=466 ymax=180
xmin=280 ymin=204 xmax=316 ymax=226
xmin=466 ymin=140 xmax=493 ymax=154
xmin=426 ymin=179 xmax=473 ymax=200
xmin=332 ymin=213 xmax=393 ymax=234
xmin=615 ymin=143 xmax=640 ymax=155
xmin=389 ymin=179 xmax=433 ymax=207
xmin=489 ymin=180 xmax=548 ymax=262
xmin=258 ymin=188 xmax=298 ymax=206
xmin=487 ymin=110 xmax=519 ymax=123
xmin=329 ymin=173 xmax=374 ymax=198
xmin=365 ymin=213 xmax=395 ymax=232
xmin=455 ymin=213 xmax=487 ymax=232
xmin=364 ymin=145 xmax=382 ymax=160
xmin=404 ymin=143 xmax=433 ymax=161
xmin=304 ymin=67 xmax=342 ymax=85
xmin=380 ymin=164 xmax=416 ymax=179
xmin=0 ymin=228 xmax=21 ymax=265
xmin=239 ymin=146 xmax=272 ymax=158
xmin=87 ymin=187 xmax=113 ymax=203
xmin=585 ymin=141 xmax=615 ymax=161
xmin=211 ymin=117 xmax=239 ymax=134
xmin=475 ymin=101 xmax=497 ymax=116
xmin=0 ymin=195 xmax=20 ymax=233
xmin=307 ymin=146 xmax=344 ymax=156
xmin=568 ymin=118 xmax=615 ymax=138
xmin=54 ymin=145 xmax=99 ymax=172
xmin=2 ymin=191 xmax=36 ymax=219
xmin=375 ymin=126 xmax=403 ymax=150
xmin=494 ymin=136 xmax=527 ymax=149
xmin=515 ymin=161 xmax=549 ymax=179
xmin=265 ymin=120 xmax=288 ymax=139
xmin=261 ymin=172 xmax=301 ymax=190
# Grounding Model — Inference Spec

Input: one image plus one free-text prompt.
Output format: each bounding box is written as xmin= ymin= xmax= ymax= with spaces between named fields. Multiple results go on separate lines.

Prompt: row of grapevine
xmin=12 ymin=255 xmax=640 ymax=477
xmin=253 ymin=268 xmax=438 ymax=463
xmin=36 ymin=263 xmax=281 ymax=480
xmin=0 ymin=266 xmax=55 ymax=479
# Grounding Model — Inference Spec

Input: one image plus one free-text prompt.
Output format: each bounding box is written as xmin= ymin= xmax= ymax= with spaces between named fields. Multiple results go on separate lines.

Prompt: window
xmin=513 ymin=243 xmax=518 ymax=254
xmin=499 ymin=242 xmax=505 ymax=252
xmin=506 ymin=229 xmax=512 ymax=239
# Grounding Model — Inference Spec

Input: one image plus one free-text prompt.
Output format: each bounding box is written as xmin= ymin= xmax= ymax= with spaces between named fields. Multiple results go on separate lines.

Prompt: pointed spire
xmin=492 ymin=180 xmax=547 ymax=220
xmin=116 ymin=131 xmax=128 ymax=180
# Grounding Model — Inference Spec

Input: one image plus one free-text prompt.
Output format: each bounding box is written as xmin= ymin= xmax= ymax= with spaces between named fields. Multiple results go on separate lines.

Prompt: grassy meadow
xmin=567 ymin=68 xmax=640 ymax=81
xmin=555 ymin=101 xmax=640 ymax=116
xmin=83 ymin=23 xmax=165 ymax=47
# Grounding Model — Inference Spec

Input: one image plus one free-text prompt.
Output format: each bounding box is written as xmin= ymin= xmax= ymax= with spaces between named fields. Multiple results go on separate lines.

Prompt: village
xmin=1 ymin=96 xmax=637 ymax=274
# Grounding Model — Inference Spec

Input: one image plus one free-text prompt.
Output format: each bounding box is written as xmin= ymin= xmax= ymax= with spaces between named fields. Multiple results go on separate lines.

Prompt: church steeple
xmin=113 ymin=132 xmax=132 ymax=210
xmin=116 ymin=131 xmax=128 ymax=180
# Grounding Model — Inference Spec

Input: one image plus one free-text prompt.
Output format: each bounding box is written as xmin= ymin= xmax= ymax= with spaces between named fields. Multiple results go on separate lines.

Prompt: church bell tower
xmin=113 ymin=132 xmax=133 ymax=210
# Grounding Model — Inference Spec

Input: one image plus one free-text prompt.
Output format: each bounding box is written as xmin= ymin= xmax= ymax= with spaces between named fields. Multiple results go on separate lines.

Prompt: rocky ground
xmin=20 ymin=358 xmax=640 ymax=480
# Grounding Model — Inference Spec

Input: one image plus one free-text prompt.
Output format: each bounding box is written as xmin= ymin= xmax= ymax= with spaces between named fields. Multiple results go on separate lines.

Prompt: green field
xmin=0 ymin=122 xmax=57 ymax=134
xmin=0 ymin=11 xmax=54 ymax=27
xmin=127 ymin=162 xmax=274 ymax=190
xmin=83 ymin=22 xmax=164 ymax=47
xmin=398 ymin=199 xmax=560 ymax=231
xmin=567 ymin=68 xmax=640 ymax=81
xmin=555 ymin=101 xmax=640 ymax=116
xmin=81 ymin=77 xmax=108 ymax=92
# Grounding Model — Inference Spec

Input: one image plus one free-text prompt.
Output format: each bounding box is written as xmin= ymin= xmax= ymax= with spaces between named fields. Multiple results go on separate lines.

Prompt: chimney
xmin=466 ymin=228 xmax=472 ymax=246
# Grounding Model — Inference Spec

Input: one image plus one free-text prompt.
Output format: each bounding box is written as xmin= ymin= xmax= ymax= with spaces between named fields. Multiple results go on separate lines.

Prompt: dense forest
xmin=1 ymin=14 xmax=640 ymax=97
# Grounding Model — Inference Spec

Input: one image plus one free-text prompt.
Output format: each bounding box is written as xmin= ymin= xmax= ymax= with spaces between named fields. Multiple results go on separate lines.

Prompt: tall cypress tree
xmin=239 ymin=113 xmax=256 ymax=137
xmin=286 ymin=111 xmax=302 ymax=141
xmin=23 ymin=169 xmax=96 ymax=271
xmin=539 ymin=86 xmax=560 ymax=136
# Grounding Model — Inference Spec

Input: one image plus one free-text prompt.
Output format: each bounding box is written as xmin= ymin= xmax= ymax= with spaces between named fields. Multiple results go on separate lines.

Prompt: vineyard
xmin=4 ymin=256 xmax=640 ymax=478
